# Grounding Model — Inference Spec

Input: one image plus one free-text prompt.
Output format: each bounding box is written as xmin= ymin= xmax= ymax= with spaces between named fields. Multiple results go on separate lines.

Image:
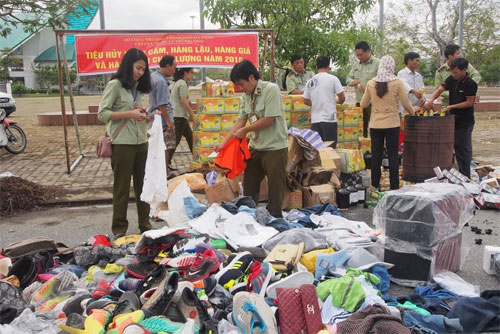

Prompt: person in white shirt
xmin=303 ymin=56 xmax=345 ymax=146
xmin=397 ymin=52 xmax=425 ymax=113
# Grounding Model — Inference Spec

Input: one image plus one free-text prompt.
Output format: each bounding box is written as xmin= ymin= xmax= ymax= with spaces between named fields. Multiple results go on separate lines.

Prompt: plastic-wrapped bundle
xmin=374 ymin=183 xmax=474 ymax=246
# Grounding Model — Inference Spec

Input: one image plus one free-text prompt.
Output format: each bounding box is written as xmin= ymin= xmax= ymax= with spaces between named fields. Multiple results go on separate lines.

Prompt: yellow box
xmin=295 ymin=125 xmax=311 ymax=130
xmin=336 ymin=104 xmax=348 ymax=112
xmin=202 ymin=81 xmax=235 ymax=97
xmin=282 ymin=96 xmax=292 ymax=112
xmin=291 ymin=112 xmax=311 ymax=127
xmin=193 ymin=147 xmax=215 ymax=163
xmin=337 ymin=110 xmax=344 ymax=125
xmin=337 ymin=142 xmax=345 ymax=149
xmin=197 ymin=98 xmax=224 ymax=114
xmin=219 ymin=131 xmax=230 ymax=143
xmin=337 ymin=130 xmax=344 ymax=143
xmin=343 ymin=110 xmax=360 ymax=126
xmin=285 ymin=112 xmax=292 ymax=127
xmin=359 ymin=137 xmax=371 ymax=153
xmin=343 ymin=126 xmax=359 ymax=142
xmin=291 ymin=95 xmax=311 ymax=112
xmin=193 ymin=131 xmax=220 ymax=148
xmin=221 ymin=114 xmax=239 ymax=131
xmin=190 ymin=161 xmax=209 ymax=171
xmin=343 ymin=141 xmax=359 ymax=150
xmin=224 ymin=97 xmax=241 ymax=113
xmin=194 ymin=114 xmax=221 ymax=132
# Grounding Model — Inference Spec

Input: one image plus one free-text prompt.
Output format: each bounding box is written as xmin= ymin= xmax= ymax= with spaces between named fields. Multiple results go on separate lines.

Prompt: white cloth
xmin=321 ymin=295 xmax=351 ymax=325
xmin=220 ymin=212 xmax=279 ymax=248
xmin=303 ymin=72 xmax=344 ymax=123
xmin=141 ymin=114 xmax=168 ymax=205
xmin=397 ymin=66 xmax=424 ymax=110
xmin=373 ymin=55 xmax=397 ymax=82
xmin=189 ymin=204 xmax=233 ymax=240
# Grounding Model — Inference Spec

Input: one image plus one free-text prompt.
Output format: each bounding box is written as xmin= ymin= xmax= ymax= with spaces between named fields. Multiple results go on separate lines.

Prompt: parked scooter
xmin=0 ymin=108 xmax=27 ymax=154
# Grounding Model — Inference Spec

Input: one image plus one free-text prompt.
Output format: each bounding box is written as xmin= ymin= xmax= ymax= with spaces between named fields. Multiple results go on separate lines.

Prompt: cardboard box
xmin=285 ymin=112 xmax=292 ymax=127
xmin=291 ymin=95 xmax=311 ymax=112
xmin=193 ymin=131 xmax=219 ymax=148
xmin=205 ymin=179 xmax=240 ymax=203
xmin=291 ymin=112 xmax=312 ymax=126
xmin=221 ymin=114 xmax=239 ymax=131
xmin=282 ymin=188 xmax=303 ymax=209
xmin=318 ymin=147 xmax=342 ymax=176
xmin=224 ymin=97 xmax=241 ymax=113
xmin=359 ymin=137 xmax=371 ymax=153
xmin=219 ymin=131 xmax=230 ymax=144
xmin=202 ymin=81 xmax=235 ymax=97
xmin=282 ymin=96 xmax=293 ymax=112
xmin=343 ymin=109 xmax=360 ymax=126
xmin=302 ymin=184 xmax=336 ymax=207
xmin=197 ymin=98 xmax=225 ymax=114
xmin=343 ymin=126 xmax=359 ymax=142
xmin=190 ymin=161 xmax=209 ymax=171
xmin=193 ymin=147 xmax=215 ymax=163
xmin=337 ymin=111 xmax=344 ymax=126
xmin=194 ymin=114 xmax=221 ymax=131
xmin=343 ymin=141 xmax=359 ymax=150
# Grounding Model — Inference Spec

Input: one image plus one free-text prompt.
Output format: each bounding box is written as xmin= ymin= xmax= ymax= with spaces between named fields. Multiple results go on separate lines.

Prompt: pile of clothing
xmin=0 ymin=192 xmax=498 ymax=334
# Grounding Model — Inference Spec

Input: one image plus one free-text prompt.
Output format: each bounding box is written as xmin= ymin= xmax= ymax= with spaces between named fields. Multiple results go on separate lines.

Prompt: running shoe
xmin=246 ymin=261 xmax=273 ymax=296
xmin=185 ymin=249 xmax=220 ymax=282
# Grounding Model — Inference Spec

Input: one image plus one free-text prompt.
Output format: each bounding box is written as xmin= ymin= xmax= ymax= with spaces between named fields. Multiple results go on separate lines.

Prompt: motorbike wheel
xmin=4 ymin=124 xmax=27 ymax=154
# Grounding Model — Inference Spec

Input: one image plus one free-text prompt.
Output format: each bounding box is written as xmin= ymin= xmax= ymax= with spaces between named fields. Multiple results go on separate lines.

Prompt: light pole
xmin=190 ymin=15 xmax=196 ymax=29
xmin=200 ymin=0 xmax=206 ymax=82
xmin=379 ymin=0 xmax=384 ymax=57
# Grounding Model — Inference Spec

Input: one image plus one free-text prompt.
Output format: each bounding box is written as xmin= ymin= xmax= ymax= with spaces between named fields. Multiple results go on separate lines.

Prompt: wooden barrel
xmin=403 ymin=115 xmax=455 ymax=182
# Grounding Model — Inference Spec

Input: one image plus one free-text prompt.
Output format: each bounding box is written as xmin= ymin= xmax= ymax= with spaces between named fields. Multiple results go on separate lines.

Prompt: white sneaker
xmin=266 ymin=271 xmax=314 ymax=299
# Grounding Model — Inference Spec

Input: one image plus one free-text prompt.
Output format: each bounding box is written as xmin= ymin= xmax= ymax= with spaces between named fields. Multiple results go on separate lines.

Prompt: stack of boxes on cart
xmin=373 ymin=182 xmax=474 ymax=285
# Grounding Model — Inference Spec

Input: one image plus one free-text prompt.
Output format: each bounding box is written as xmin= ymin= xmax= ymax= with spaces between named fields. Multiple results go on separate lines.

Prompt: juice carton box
xmin=343 ymin=109 xmax=360 ymax=126
xmin=197 ymin=98 xmax=224 ymax=114
xmin=343 ymin=126 xmax=359 ymax=142
xmin=224 ymin=97 xmax=241 ymax=113
xmin=193 ymin=131 xmax=220 ymax=148
xmin=291 ymin=95 xmax=311 ymax=112
xmin=219 ymin=131 xmax=230 ymax=143
xmin=282 ymin=96 xmax=293 ymax=112
xmin=337 ymin=109 xmax=344 ymax=126
xmin=221 ymin=114 xmax=239 ymax=131
xmin=193 ymin=147 xmax=215 ymax=163
xmin=194 ymin=114 xmax=221 ymax=132
xmin=190 ymin=161 xmax=209 ymax=171
xmin=359 ymin=137 xmax=371 ymax=153
xmin=285 ymin=112 xmax=292 ymax=127
xmin=343 ymin=141 xmax=359 ymax=150
xmin=291 ymin=112 xmax=312 ymax=127
xmin=202 ymin=81 xmax=235 ymax=97
xmin=337 ymin=130 xmax=344 ymax=143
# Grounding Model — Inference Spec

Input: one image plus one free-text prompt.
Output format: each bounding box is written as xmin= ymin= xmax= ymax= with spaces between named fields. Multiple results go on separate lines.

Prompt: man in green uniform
xmin=347 ymin=42 xmax=379 ymax=137
xmin=285 ymin=54 xmax=314 ymax=94
xmin=218 ymin=60 xmax=289 ymax=217
xmin=435 ymin=44 xmax=481 ymax=107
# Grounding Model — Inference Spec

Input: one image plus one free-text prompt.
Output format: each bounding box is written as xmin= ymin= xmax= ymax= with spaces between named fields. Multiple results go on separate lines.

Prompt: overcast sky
xmin=87 ymin=0 xmax=220 ymax=30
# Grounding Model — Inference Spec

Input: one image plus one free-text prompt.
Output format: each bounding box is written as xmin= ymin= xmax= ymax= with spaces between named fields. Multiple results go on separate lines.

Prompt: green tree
xmin=11 ymin=82 xmax=27 ymax=96
xmin=0 ymin=0 xmax=95 ymax=38
xmin=204 ymin=0 xmax=375 ymax=70
xmin=33 ymin=64 xmax=77 ymax=94
xmin=0 ymin=47 xmax=21 ymax=81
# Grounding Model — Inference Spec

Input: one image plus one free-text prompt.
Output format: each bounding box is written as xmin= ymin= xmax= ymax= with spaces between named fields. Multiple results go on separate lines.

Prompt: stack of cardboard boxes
xmin=283 ymin=95 xmax=312 ymax=129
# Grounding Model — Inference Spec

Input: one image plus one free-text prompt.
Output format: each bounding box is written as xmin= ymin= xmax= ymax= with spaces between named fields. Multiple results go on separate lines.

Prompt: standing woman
xmin=360 ymin=55 xmax=415 ymax=190
xmin=98 ymin=48 xmax=152 ymax=236
xmin=169 ymin=68 xmax=195 ymax=162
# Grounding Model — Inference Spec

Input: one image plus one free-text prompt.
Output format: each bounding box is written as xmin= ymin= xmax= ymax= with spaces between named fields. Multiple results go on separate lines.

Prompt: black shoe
xmin=62 ymin=292 xmax=92 ymax=316
xmin=113 ymin=291 xmax=141 ymax=316
xmin=141 ymin=271 xmax=179 ymax=317
xmin=168 ymin=165 xmax=179 ymax=171
xmin=126 ymin=261 xmax=159 ymax=279
xmin=135 ymin=265 xmax=167 ymax=297
xmin=7 ymin=256 xmax=37 ymax=289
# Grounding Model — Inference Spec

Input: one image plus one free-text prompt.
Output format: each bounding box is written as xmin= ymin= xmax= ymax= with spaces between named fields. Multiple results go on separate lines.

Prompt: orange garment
xmin=215 ymin=137 xmax=251 ymax=179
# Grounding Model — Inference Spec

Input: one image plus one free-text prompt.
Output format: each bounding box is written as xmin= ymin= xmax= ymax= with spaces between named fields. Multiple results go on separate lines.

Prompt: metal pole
xmin=270 ymin=30 xmax=275 ymax=83
xmin=200 ymin=0 xmax=206 ymax=82
xmin=379 ymin=0 xmax=384 ymax=57
xmin=99 ymin=0 xmax=105 ymax=29
xmin=60 ymin=34 xmax=83 ymax=159
xmin=55 ymin=32 xmax=71 ymax=174
xmin=458 ymin=0 xmax=464 ymax=48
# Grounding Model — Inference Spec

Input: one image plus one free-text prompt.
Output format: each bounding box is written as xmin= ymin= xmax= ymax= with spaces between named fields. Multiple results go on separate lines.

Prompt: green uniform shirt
xmin=286 ymin=69 xmax=314 ymax=93
xmin=172 ymin=79 xmax=190 ymax=119
xmin=347 ymin=56 xmax=380 ymax=103
xmin=97 ymin=79 xmax=148 ymax=145
xmin=238 ymin=80 xmax=289 ymax=151
xmin=434 ymin=63 xmax=481 ymax=106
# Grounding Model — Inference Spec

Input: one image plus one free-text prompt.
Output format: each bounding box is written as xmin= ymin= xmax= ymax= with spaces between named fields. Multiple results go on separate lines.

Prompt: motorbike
xmin=0 ymin=108 xmax=27 ymax=154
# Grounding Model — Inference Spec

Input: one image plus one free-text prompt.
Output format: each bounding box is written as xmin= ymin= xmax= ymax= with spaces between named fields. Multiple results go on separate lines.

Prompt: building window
xmin=10 ymin=60 xmax=24 ymax=72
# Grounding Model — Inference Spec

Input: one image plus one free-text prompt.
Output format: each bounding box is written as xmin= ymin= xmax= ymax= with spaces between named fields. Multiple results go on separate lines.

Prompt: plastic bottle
xmin=364 ymin=151 xmax=372 ymax=170
xmin=382 ymin=150 xmax=389 ymax=169
xmin=354 ymin=176 xmax=366 ymax=204
xmin=336 ymin=186 xmax=351 ymax=209
xmin=346 ymin=182 xmax=358 ymax=206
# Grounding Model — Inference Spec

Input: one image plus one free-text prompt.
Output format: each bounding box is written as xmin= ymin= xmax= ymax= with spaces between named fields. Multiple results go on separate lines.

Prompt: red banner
xmin=74 ymin=32 xmax=259 ymax=75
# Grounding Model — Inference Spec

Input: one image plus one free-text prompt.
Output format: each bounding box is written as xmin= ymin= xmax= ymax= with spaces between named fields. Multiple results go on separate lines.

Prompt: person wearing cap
xmin=360 ymin=55 xmax=415 ymax=190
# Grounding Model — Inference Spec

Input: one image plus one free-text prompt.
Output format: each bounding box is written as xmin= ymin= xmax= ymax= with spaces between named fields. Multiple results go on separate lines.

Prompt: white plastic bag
xmin=160 ymin=180 xmax=196 ymax=227
xmin=433 ymin=271 xmax=479 ymax=297
xmin=141 ymin=114 xmax=168 ymax=205
xmin=220 ymin=212 xmax=279 ymax=248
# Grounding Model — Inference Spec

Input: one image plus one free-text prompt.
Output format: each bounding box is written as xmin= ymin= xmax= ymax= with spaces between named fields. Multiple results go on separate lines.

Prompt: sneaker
xmin=141 ymin=271 xmax=179 ymax=317
xmin=231 ymin=292 xmax=268 ymax=334
xmin=177 ymin=287 xmax=211 ymax=327
xmin=203 ymin=276 xmax=217 ymax=296
xmin=160 ymin=254 xmax=197 ymax=269
xmin=92 ymin=279 xmax=112 ymax=299
xmin=172 ymin=280 xmax=194 ymax=303
xmin=168 ymin=165 xmax=179 ymax=171
xmin=62 ymin=291 xmax=92 ymax=316
xmin=171 ymin=234 xmax=210 ymax=258
xmin=208 ymin=284 xmax=234 ymax=311
xmin=214 ymin=251 xmax=253 ymax=287
xmin=185 ymin=249 xmax=220 ymax=282
xmin=135 ymin=265 xmax=167 ymax=297
xmin=194 ymin=244 xmax=227 ymax=262
xmin=113 ymin=291 xmax=142 ymax=316
xmin=247 ymin=262 xmax=273 ymax=296
xmin=126 ymin=261 xmax=159 ymax=279
xmin=123 ymin=323 xmax=152 ymax=334
xmin=119 ymin=278 xmax=142 ymax=292
xmin=266 ymin=271 xmax=315 ymax=299
xmin=138 ymin=316 xmax=184 ymax=333
xmin=7 ymin=256 xmax=37 ymax=289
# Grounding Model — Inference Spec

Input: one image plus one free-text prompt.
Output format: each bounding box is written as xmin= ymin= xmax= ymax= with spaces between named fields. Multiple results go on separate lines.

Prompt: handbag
xmin=276 ymin=284 xmax=323 ymax=334
xmin=96 ymin=119 xmax=129 ymax=158
xmin=264 ymin=242 xmax=305 ymax=271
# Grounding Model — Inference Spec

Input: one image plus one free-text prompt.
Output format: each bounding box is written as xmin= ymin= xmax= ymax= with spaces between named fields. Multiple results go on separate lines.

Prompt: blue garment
xmin=315 ymin=249 xmax=350 ymax=280
xmin=267 ymin=218 xmax=295 ymax=232
xmin=183 ymin=197 xmax=207 ymax=218
xmin=49 ymin=264 xmax=85 ymax=278
xmin=402 ymin=311 xmax=463 ymax=334
xmin=415 ymin=286 xmax=458 ymax=300
xmin=398 ymin=293 xmax=455 ymax=316
xmin=447 ymin=295 xmax=500 ymax=333
xmin=298 ymin=203 xmax=342 ymax=228
xmin=371 ymin=266 xmax=390 ymax=294
xmin=237 ymin=205 xmax=256 ymax=217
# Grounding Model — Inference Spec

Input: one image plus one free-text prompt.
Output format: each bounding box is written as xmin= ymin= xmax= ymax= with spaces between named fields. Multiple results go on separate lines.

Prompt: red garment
xmin=215 ymin=137 xmax=251 ymax=179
